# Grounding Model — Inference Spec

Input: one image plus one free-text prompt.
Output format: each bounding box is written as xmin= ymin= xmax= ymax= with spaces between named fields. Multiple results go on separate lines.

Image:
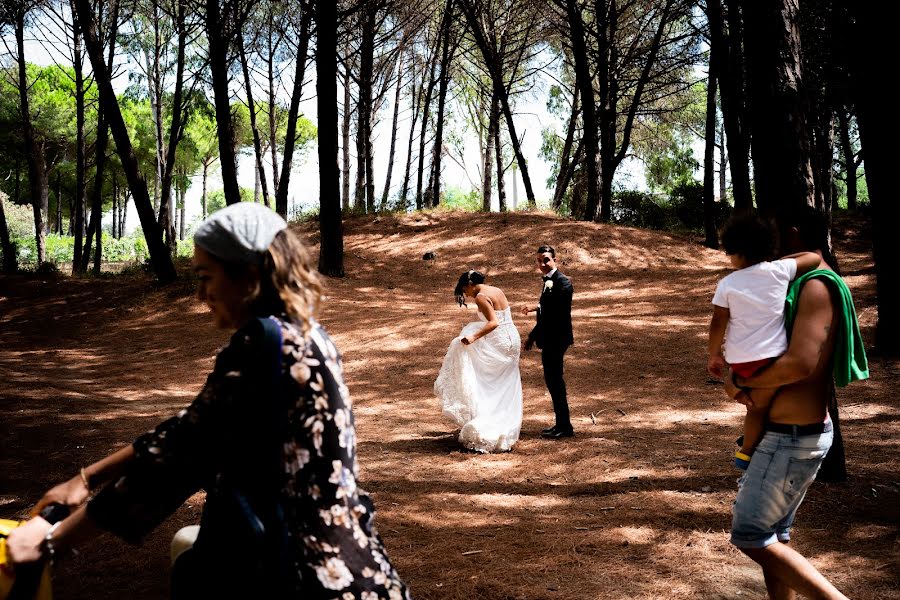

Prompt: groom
xmin=523 ymin=245 xmax=574 ymax=439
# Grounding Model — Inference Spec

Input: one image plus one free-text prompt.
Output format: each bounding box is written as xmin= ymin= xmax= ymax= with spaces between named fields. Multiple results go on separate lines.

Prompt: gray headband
xmin=193 ymin=202 xmax=288 ymax=264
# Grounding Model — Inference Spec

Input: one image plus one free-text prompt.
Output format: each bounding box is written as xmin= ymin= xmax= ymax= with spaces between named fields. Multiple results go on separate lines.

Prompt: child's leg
xmin=742 ymin=387 xmax=777 ymax=455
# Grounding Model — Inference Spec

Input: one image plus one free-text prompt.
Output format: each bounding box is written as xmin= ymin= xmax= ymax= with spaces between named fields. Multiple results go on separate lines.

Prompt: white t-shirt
xmin=712 ymin=258 xmax=798 ymax=364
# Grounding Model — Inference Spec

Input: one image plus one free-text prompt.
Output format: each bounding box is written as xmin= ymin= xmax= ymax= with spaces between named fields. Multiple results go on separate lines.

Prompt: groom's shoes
xmin=541 ymin=426 xmax=574 ymax=439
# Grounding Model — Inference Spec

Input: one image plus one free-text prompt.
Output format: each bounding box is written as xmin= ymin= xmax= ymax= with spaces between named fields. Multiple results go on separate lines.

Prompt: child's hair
xmin=720 ymin=213 xmax=777 ymax=265
xmin=454 ymin=270 xmax=485 ymax=306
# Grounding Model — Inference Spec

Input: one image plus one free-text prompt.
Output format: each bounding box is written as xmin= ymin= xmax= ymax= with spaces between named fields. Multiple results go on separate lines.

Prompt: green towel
xmin=784 ymin=269 xmax=869 ymax=387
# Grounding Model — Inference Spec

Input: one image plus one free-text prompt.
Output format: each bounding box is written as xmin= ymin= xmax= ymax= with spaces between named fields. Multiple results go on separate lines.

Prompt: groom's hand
xmin=521 ymin=305 xmax=530 ymax=316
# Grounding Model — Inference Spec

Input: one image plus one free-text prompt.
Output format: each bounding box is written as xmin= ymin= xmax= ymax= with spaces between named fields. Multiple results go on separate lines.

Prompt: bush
xmin=668 ymin=181 xmax=733 ymax=231
xmin=611 ymin=191 xmax=675 ymax=230
xmin=442 ymin=187 xmax=481 ymax=211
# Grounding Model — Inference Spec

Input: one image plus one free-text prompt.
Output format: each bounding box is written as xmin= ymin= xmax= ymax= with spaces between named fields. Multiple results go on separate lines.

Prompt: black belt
xmin=765 ymin=421 xmax=830 ymax=435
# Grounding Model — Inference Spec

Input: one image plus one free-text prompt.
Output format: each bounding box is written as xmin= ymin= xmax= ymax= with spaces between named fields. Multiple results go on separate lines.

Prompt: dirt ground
xmin=1 ymin=211 xmax=897 ymax=599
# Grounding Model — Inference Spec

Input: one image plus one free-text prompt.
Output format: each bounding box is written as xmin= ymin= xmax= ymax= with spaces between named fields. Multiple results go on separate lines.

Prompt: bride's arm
xmin=462 ymin=294 xmax=499 ymax=345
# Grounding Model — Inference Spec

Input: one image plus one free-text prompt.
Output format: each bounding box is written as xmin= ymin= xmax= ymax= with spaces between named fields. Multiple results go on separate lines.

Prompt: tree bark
xmin=316 ymin=0 xmax=343 ymax=276
xmin=276 ymin=4 xmax=311 ymax=218
xmin=836 ymin=108 xmax=856 ymax=210
xmin=416 ymin=32 xmax=440 ymax=210
xmin=206 ymin=0 xmax=241 ymax=205
xmin=159 ymin=0 xmax=188 ymax=243
xmin=851 ymin=5 xmax=898 ymax=355
xmin=72 ymin=0 xmax=176 ymax=282
xmin=73 ymin=5 xmax=87 ymax=273
xmin=482 ymin=91 xmax=498 ymax=212
xmin=341 ymin=43 xmax=353 ymax=211
xmin=710 ymin=0 xmax=753 ymax=213
xmin=428 ymin=0 xmax=455 ymax=208
xmin=566 ymin=0 xmax=598 ymax=219
xmin=380 ymin=52 xmax=404 ymax=210
xmin=239 ymin=35 xmax=272 ymax=209
xmin=551 ymin=86 xmax=579 ymax=211
xmin=703 ymin=52 xmax=719 ymax=249
xmin=495 ymin=125 xmax=506 ymax=212
xmin=0 ymin=196 xmax=15 ymax=272
xmin=15 ymin=9 xmax=48 ymax=264
xmin=399 ymin=52 xmax=421 ymax=209
xmin=743 ymin=0 xmax=814 ymax=215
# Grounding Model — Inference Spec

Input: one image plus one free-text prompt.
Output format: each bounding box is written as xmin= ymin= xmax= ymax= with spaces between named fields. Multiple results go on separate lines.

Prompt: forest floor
xmin=1 ymin=210 xmax=897 ymax=599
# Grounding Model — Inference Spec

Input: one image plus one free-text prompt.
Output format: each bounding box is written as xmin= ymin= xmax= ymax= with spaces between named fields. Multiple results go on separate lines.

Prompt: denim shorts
xmin=730 ymin=422 xmax=833 ymax=549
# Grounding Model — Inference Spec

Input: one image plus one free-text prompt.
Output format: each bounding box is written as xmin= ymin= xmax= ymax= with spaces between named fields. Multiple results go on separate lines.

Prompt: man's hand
xmin=521 ymin=305 xmax=532 ymax=316
xmin=724 ymin=369 xmax=754 ymax=407
xmin=461 ymin=335 xmax=474 ymax=345
xmin=707 ymin=355 xmax=726 ymax=378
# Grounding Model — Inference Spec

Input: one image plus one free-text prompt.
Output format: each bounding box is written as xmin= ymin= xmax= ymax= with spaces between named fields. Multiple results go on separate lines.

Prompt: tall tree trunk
xmin=0 ymin=196 xmax=15 ymax=272
xmin=567 ymin=0 xmax=598 ymax=220
xmin=159 ymin=0 xmax=186 ymax=245
xmin=718 ymin=121 xmax=727 ymax=202
xmin=238 ymin=35 xmax=272 ymax=209
xmin=482 ymin=91 xmax=498 ymax=212
xmin=341 ymin=44 xmax=352 ymax=211
xmin=92 ymin=198 xmax=101 ymax=274
xmin=15 ymin=10 xmax=48 ymax=264
xmin=179 ymin=183 xmax=186 ymax=240
xmin=381 ymin=53 xmax=403 ymax=210
xmin=703 ymin=52 xmax=719 ymax=249
xmin=56 ymin=171 xmax=63 ymax=234
xmin=709 ymin=0 xmax=753 ymax=213
xmin=202 ymin=162 xmax=209 ymax=218
xmin=276 ymin=5 xmax=312 ymax=218
xmin=743 ymin=0 xmax=814 ymax=215
xmin=206 ymin=0 xmax=241 ymax=205
xmin=82 ymin=0 xmax=119 ymax=271
xmin=400 ymin=54 xmax=421 ymax=208
xmin=73 ymin=6 xmax=87 ymax=273
xmin=355 ymin=6 xmax=375 ymax=212
xmin=836 ymin=108 xmax=856 ymax=210
xmin=852 ymin=5 xmax=898 ymax=355
xmin=72 ymin=0 xmax=176 ymax=282
xmin=428 ymin=0 xmax=455 ymax=208
xmin=495 ymin=126 xmax=506 ymax=212
xmin=266 ymin=13 xmax=279 ymax=202
xmin=551 ymin=86 xmax=579 ymax=211
xmin=316 ymin=0 xmax=343 ymax=276
xmin=416 ymin=32 xmax=441 ymax=209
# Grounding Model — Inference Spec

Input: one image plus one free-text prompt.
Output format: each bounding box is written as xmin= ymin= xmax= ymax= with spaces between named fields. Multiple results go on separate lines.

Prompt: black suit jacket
xmin=528 ymin=270 xmax=574 ymax=350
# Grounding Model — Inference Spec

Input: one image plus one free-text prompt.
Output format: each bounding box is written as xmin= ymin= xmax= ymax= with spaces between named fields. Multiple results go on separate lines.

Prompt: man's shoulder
xmin=554 ymin=271 xmax=573 ymax=287
xmin=795 ymin=276 xmax=837 ymax=312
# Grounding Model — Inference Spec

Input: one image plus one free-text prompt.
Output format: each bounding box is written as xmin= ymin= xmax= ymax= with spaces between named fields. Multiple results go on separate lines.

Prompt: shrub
xmin=668 ymin=181 xmax=733 ymax=231
xmin=611 ymin=191 xmax=675 ymax=230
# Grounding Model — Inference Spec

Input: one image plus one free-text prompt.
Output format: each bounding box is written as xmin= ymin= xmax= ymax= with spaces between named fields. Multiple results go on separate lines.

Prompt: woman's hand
xmin=31 ymin=475 xmax=90 ymax=517
xmin=4 ymin=516 xmax=52 ymax=568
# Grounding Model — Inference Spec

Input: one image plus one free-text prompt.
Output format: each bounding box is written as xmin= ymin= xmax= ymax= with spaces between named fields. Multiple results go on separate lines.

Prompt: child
xmin=707 ymin=214 xmax=821 ymax=469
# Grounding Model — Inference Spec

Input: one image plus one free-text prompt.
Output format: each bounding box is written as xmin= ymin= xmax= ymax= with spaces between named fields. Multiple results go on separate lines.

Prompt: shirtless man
xmin=724 ymin=207 xmax=852 ymax=600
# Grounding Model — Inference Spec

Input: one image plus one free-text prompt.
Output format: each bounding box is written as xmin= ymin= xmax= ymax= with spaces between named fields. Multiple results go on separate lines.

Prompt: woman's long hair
xmin=453 ymin=270 xmax=485 ymax=307
xmin=233 ymin=228 xmax=323 ymax=334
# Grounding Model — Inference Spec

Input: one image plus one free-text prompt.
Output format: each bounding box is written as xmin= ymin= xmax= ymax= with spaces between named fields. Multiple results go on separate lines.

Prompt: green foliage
xmin=206 ymin=187 xmax=256 ymax=215
xmin=642 ymin=130 xmax=699 ymax=193
xmin=441 ymin=187 xmax=481 ymax=211
xmin=668 ymin=181 xmax=733 ymax=230
xmin=611 ymin=191 xmax=675 ymax=230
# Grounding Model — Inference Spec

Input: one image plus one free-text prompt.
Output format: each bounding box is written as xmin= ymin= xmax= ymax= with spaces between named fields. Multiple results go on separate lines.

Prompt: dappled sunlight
xmin=1 ymin=212 xmax=895 ymax=600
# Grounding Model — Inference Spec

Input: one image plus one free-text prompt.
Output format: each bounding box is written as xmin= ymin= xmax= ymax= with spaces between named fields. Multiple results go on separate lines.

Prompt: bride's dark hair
xmin=454 ymin=270 xmax=485 ymax=306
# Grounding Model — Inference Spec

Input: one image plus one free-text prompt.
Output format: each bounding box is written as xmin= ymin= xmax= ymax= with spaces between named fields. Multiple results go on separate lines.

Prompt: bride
xmin=434 ymin=270 xmax=523 ymax=452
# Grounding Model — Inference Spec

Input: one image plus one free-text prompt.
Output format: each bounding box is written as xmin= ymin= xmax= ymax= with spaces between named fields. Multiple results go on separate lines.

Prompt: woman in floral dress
xmin=6 ymin=203 xmax=411 ymax=599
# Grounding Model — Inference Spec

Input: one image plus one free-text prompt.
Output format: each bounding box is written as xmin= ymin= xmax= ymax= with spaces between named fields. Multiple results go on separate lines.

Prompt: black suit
xmin=528 ymin=270 xmax=574 ymax=430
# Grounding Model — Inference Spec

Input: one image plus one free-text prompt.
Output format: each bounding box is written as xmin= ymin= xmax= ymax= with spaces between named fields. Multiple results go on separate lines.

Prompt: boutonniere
xmin=543 ymin=279 xmax=554 ymax=292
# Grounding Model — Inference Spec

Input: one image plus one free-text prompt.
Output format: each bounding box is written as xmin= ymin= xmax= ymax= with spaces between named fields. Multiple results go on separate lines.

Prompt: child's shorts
xmin=730 ymin=357 xmax=777 ymax=378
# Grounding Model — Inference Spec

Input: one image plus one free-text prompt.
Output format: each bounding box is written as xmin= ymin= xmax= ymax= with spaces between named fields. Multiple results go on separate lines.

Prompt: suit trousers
xmin=541 ymin=345 xmax=570 ymax=430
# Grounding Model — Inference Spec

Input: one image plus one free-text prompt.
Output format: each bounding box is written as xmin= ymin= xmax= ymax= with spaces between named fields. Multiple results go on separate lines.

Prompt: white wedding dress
xmin=434 ymin=306 xmax=523 ymax=452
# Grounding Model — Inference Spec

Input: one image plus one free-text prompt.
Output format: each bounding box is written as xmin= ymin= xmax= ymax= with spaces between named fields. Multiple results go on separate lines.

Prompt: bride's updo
xmin=454 ymin=270 xmax=485 ymax=306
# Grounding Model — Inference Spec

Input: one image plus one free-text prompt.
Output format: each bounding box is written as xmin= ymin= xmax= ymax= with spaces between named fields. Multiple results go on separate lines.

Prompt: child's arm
xmin=732 ymin=386 xmax=776 ymax=470
xmin=782 ymin=251 xmax=822 ymax=278
xmin=707 ymin=305 xmax=729 ymax=377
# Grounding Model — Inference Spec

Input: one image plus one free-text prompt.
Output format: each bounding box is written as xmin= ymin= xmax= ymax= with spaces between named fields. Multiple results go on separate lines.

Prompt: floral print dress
xmin=87 ymin=316 xmax=411 ymax=599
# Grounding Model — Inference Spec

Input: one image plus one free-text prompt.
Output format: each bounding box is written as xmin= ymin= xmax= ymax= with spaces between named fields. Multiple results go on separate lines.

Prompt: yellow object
xmin=0 ymin=518 xmax=53 ymax=600
xmin=734 ymin=451 xmax=753 ymax=462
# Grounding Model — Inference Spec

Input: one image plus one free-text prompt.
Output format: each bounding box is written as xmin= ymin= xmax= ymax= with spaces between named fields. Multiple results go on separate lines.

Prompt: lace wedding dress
xmin=434 ymin=307 xmax=523 ymax=452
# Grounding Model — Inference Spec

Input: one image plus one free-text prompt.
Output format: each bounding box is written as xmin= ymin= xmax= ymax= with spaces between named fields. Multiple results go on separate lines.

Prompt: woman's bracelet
xmin=42 ymin=521 xmax=63 ymax=562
